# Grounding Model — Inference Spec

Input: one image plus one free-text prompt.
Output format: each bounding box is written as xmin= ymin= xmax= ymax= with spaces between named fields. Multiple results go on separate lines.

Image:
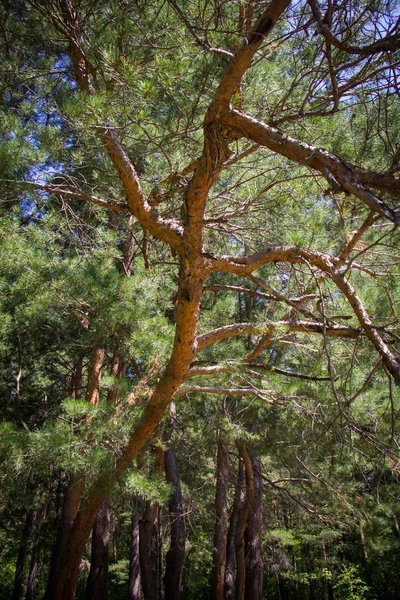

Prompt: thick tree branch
xmin=209 ymin=246 xmax=400 ymax=383
xmin=221 ymin=110 xmax=400 ymax=222
xmin=102 ymin=128 xmax=184 ymax=253
xmin=211 ymin=0 xmax=291 ymax=113
xmin=196 ymin=319 xmax=361 ymax=352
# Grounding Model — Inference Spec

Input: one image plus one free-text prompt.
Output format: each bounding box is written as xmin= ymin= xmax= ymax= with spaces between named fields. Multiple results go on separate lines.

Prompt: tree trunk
xmin=244 ymin=452 xmax=263 ymax=600
xmin=44 ymin=475 xmax=86 ymax=600
xmin=12 ymin=509 xmax=35 ymax=600
xmin=139 ymin=446 xmax=164 ymax=600
xmin=41 ymin=261 xmax=206 ymax=599
xmin=164 ymin=445 xmax=185 ymax=600
xmin=127 ymin=512 xmax=141 ymax=600
xmin=122 ymin=215 xmax=135 ymax=276
xmin=278 ymin=575 xmax=289 ymax=600
xmin=85 ymin=346 xmax=105 ymax=405
xmin=225 ymin=458 xmax=245 ymax=600
xmin=85 ymin=498 xmax=110 ymax=600
xmin=25 ymin=503 xmax=47 ymax=600
xmin=67 ymin=357 xmax=83 ymax=399
xmin=235 ymin=441 xmax=254 ymax=600
xmin=106 ymin=351 xmax=124 ymax=405
xmin=210 ymin=439 xmax=229 ymax=600
xmin=139 ymin=502 xmax=159 ymax=600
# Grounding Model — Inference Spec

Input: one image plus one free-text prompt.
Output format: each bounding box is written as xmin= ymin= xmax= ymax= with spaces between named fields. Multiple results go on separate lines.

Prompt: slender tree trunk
xmin=127 ymin=512 xmax=141 ymax=600
xmin=164 ymin=444 xmax=185 ymax=600
xmin=107 ymin=352 xmax=125 ymax=404
xmin=68 ymin=357 xmax=83 ymax=399
xmin=278 ymin=575 xmax=289 ymax=600
xmin=322 ymin=544 xmax=334 ymax=600
xmin=139 ymin=446 xmax=164 ymax=600
xmin=25 ymin=503 xmax=47 ymax=600
xmin=85 ymin=499 xmax=110 ymax=600
xmin=210 ymin=439 xmax=229 ymax=600
xmin=12 ymin=509 xmax=35 ymax=600
xmin=234 ymin=441 xmax=254 ymax=600
xmin=245 ymin=451 xmax=263 ymax=600
xmin=225 ymin=458 xmax=245 ymax=600
xmin=122 ymin=215 xmax=135 ymax=276
xmin=139 ymin=503 xmax=159 ymax=600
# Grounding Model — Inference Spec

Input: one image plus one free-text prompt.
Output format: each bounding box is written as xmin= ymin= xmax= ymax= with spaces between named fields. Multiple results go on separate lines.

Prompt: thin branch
xmin=308 ymin=0 xmax=400 ymax=56
xmin=4 ymin=180 xmax=130 ymax=212
xmin=174 ymin=385 xmax=276 ymax=402
xmin=270 ymin=367 xmax=333 ymax=381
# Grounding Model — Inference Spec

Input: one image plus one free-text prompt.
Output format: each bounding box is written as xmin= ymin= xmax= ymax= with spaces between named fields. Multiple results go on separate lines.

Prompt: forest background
xmin=0 ymin=1 xmax=400 ymax=599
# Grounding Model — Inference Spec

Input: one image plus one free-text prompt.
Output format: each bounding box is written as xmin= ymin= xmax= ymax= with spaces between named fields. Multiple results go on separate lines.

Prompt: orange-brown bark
xmin=85 ymin=347 xmax=105 ymax=406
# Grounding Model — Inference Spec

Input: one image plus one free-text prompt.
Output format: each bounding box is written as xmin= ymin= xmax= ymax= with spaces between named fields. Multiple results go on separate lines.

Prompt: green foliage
xmin=334 ymin=565 xmax=371 ymax=600
xmin=124 ymin=470 xmax=172 ymax=506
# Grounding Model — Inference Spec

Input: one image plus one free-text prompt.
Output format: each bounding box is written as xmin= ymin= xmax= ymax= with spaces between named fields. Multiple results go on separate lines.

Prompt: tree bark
xmin=139 ymin=446 xmax=164 ymax=600
xmin=67 ymin=357 xmax=83 ymax=399
xmin=139 ymin=501 xmax=159 ymax=600
xmin=127 ymin=512 xmax=141 ymax=600
xmin=12 ymin=509 xmax=35 ymax=600
xmin=106 ymin=351 xmax=124 ymax=405
xmin=25 ymin=503 xmax=47 ymax=600
xmin=225 ymin=457 xmax=245 ymax=600
xmin=210 ymin=438 xmax=229 ymax=600
xmin=85 ymin=346 xmax=105 ymax=405
xmin=235 ymin=441 xmax=254 ymax=600
xmin=244 ymin=452 xmax=263 ymax=600
xmin=86 ymin=341 xmax=120 ymax=600
xmin=44 ymin=474 xmax=86 ymax=600
xmin=164 ymin=444 xmax=185 ymax=600
xmin=85 ymin=498 xmax=110 ymax=600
